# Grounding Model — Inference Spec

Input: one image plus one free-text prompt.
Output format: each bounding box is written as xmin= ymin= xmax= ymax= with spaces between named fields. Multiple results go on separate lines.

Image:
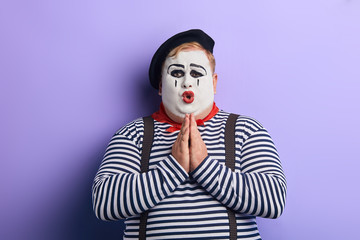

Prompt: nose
xmin=182 ymin=74 xmax=193 ymax=88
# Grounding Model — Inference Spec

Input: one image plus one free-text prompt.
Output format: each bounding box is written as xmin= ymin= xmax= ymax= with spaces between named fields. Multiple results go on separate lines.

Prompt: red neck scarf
xmin=151 ymin=102 xmax=219 ymax=132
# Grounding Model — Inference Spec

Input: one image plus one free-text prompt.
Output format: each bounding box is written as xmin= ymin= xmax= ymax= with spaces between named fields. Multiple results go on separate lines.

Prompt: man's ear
xmin=212 ymin=73 xmax=218 ymax=94
xmin=158 ymin=81 xmax=162 ymax=96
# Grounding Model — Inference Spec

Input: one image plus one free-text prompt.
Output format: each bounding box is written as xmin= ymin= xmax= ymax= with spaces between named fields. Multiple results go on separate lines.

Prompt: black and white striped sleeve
xmin=92 ymin=131 xmax=188 ymax=221
xmin=191 ymin=126 xmax=287 ymax=219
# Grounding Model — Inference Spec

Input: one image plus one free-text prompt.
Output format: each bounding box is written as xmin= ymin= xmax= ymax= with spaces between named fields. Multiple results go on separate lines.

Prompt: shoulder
xmin=216 ymin=110 xmax=266 ymax=140
xmin=236 ymin=115 xmax=264 ymax=132
xmin=113 ymin=117 xmax=145 ymax=146
xmin=216 ymin=110 xmax=263 ymax=129
xmin=115 ymin=117 xmax=144 ymax=135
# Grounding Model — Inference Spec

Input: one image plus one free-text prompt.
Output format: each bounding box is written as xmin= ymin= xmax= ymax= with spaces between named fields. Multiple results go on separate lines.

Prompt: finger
xmin=181 ymin=115 xmax=190 ymax=143
xmin=190 ymin=114 xmax=203 ymax=148
xmin=176 ymin=114 xmax=188 ymax=141
xmin=190 ymin=113 xmax=199 ymax=137
xmin=181 ymin=114 xmax=189 ymax=132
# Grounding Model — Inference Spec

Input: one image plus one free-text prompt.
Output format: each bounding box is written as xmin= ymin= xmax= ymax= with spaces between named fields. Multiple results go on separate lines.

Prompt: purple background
xmin=1 ymin=1 xmax=360 ymax=239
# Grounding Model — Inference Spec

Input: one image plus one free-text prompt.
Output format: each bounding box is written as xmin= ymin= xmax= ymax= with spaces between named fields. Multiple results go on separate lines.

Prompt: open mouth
xmin=182 ymin=91 xmax=194 ymax=104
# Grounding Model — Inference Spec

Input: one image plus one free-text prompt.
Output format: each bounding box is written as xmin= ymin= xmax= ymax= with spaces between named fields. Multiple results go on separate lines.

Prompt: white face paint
xmin=161 ymin=50 xmax=215 ymax=118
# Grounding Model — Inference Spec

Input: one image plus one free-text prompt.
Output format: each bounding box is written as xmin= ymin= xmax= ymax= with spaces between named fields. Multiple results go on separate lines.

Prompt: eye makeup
xmin=190 ymin=63 xmax=207 ymax=76
xmin=170 ymin=69 xmax=185 ymax=78
xmin=190 ymin=70 xmax=204 ymax=78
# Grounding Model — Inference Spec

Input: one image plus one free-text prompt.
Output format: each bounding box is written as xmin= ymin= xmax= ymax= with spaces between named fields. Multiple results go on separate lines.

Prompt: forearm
xmin=93 ymin=154 xmax=188 ymax=221
xmin=92 ymin=131 xmax=188 ymax=221
xmin=191 ymin=127 xmax=287 ymax=219
xmin=191 ymin=157 xmax=286 ymax=218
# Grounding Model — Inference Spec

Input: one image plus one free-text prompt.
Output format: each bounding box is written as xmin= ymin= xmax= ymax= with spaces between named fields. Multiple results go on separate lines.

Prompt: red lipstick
xmin=182 ymin=91 xmax=194 ymax=104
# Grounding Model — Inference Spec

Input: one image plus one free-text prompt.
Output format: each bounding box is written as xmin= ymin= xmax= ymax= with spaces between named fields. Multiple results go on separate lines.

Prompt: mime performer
xmin=92 ymin=29 xmax=287 ymax=239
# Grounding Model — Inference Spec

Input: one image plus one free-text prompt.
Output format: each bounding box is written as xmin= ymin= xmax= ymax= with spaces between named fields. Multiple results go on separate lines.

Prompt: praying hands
xmin=171 ymin=113 xmax=208 ymax=173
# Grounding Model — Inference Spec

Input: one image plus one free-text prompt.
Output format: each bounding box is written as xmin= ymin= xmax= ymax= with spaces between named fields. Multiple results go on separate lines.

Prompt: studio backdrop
xmin=1 ymin=0 xmax=360 ymax=239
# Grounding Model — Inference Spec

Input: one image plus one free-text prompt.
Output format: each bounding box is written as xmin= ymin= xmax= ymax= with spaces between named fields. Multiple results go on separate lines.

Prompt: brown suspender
xmin=139 ymin=116 xmax=154 ymax=240
xmin=140 ymin=116 xmax=154 ymax=173
xmin=139 ymin=114 xmax=238 ymax=240
xmin=225 ymin=113 xmax=239 ymax=240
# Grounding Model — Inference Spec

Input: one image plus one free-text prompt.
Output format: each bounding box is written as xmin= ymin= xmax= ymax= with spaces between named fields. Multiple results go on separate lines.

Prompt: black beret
xmin=149 ymin=29 xmax=215 ymax=90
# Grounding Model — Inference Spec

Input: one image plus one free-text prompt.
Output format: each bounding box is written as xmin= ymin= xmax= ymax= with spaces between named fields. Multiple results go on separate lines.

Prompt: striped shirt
xmin=92 ymin=110 xmax=287 ymax=239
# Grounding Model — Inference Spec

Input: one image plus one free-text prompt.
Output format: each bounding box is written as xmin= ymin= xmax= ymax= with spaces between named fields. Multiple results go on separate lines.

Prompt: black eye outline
xmin=170 ymin=69 xmax=185 ymax=78
xmin=190 ymin=70 xmax=204 ymax=78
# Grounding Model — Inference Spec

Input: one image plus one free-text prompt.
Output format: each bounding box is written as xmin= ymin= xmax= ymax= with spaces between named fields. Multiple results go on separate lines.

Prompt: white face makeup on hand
xmin=161 ymin=50 xmax=215 ymax=119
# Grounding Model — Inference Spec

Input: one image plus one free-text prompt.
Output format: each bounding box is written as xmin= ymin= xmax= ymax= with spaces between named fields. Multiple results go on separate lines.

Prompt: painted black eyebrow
xmin=167 ymin=64 xmax=185 ymax=74
xmin=190 ymin=63 xmax=207 ymax=75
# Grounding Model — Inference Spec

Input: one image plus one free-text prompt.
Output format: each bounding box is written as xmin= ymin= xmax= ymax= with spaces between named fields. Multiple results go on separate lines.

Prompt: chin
xmin=176 ymin=106 xmax=205 ymax=117
xmin=177 ymin=105 xmax=196 ymax=114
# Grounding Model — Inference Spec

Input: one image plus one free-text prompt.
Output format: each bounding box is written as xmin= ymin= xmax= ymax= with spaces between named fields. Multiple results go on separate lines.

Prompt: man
xmin=92 ymin=29 xmax=286 ymax=239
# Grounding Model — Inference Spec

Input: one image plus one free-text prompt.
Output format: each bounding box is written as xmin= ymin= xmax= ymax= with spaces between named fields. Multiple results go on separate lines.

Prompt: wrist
xmin=190 ymin=154 xmax=208 ymax=172
xmin=190 ymin=155 xmax=211 ymax=175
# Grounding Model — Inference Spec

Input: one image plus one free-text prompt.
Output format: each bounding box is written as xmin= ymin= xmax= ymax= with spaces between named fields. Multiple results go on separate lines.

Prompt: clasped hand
xmin=172 ymin=113 xmax=208 ymax=173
